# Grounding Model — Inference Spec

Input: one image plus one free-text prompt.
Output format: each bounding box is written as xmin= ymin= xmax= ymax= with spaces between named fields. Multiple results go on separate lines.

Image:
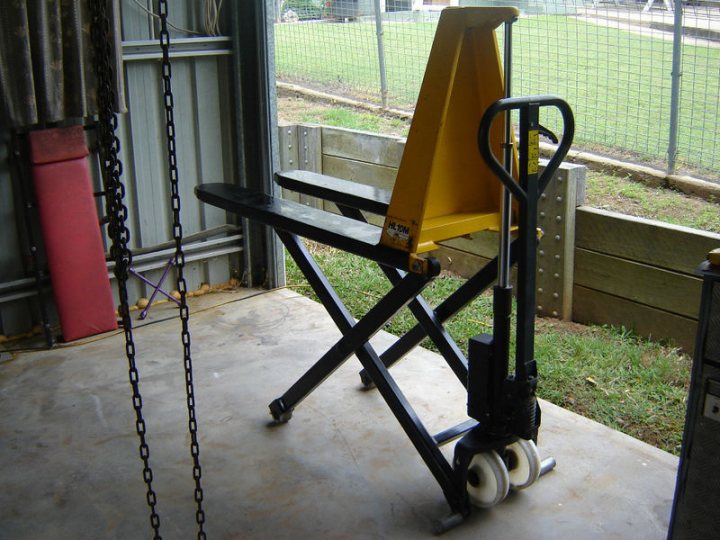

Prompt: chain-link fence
xmin=274 ymin=0 xmax=720 ymax=179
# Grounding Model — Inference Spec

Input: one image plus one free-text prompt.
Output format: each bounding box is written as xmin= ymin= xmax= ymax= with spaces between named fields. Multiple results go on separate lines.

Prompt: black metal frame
xmin=6 ymin=132 xmax=54 ymax=348
xmin=445 ymin=97 xmax=574 ymax=517
xmin=467 ymin=96 xmax=574 ymax=438
xmin=195 ymin=95 xmax=574 ymax=530
xmin=668 ymin=260 xmax=720 ymax=539
xmin=273 ymin=230 xmax=468 ymax=506
xmin=195 ymin=179 xmax=505 ymax=519
xmin=268 ymin=220 xmax=510 ymax=519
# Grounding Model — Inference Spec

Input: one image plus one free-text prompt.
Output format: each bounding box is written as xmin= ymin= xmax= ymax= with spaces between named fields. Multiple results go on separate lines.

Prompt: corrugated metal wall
xmin=0 ymin=0 xmax=243 ymax=339
xmin=0 ymin=130 xmax=39 ymax=337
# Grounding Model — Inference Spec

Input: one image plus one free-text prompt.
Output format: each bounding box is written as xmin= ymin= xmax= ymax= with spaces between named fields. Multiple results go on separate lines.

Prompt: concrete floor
xmin=0 ymin=288 xmax=678 ymax=539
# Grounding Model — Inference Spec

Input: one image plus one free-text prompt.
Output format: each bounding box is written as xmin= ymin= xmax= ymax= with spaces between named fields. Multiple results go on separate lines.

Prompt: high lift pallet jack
xmin=197 ymin=6 xmax=574 ymax=532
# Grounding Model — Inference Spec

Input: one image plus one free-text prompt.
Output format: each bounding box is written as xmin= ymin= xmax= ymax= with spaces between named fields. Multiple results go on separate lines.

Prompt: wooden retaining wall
xmin=573 ymin=207 xmax=720 ymax=351
xmin=278 ymin=123 xmax=720 ymax=351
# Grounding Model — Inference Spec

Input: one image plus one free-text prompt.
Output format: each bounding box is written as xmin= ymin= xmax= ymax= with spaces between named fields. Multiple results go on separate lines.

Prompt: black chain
xmin=157 ymin=2 xmax=207 ymax=538
xmin=89 ymin=2 xmax=162 ymax=539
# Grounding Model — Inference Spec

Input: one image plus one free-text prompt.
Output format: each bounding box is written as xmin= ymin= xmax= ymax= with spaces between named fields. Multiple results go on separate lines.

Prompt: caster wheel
xmin=466 ymin=450 xmax=510 ymax=508
xmin=506 ymin=439 xmax=541 ymax=490
xmin=359 ymin=369 xmax=374 ymax=389
xmin=269 ymin=399 xmax=293 ymax=423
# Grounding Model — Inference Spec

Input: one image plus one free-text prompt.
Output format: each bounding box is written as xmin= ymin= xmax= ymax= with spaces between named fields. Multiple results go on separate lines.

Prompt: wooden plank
xmin=321 ymin=155 xmax=398 ymax=191
xmin=574 ymin=248 xmax=702 ymax=319
xmin=431 ymin=244 xmax=522 ymax=290
xmin=573 ymin=285 xmax=698 ymax=352
xmin=439 ymin=231 xmax=499 ymax=261
xmin=321 ymin=126 xmax=405 ymax=168
xmin=432 ymin=245 xmax=493 ymax=280
xmin=576 ymin=206 xmax=720 ymax=275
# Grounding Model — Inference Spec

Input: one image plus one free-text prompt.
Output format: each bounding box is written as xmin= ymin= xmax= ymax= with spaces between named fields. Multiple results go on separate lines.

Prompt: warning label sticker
xmin=385 ymin=220 xmax=411 ymax=244
xmin=528 ymin=130 xmax=540 ymax=175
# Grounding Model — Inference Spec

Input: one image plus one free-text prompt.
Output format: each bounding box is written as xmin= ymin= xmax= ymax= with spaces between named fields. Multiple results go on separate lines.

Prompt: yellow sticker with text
xmin=528 ymin=129 xmax=539 ymax=175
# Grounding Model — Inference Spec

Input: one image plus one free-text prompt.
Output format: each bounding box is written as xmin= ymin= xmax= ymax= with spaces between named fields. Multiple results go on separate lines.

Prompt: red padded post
xmin=29 ymin=125 xmax=118 ymax=341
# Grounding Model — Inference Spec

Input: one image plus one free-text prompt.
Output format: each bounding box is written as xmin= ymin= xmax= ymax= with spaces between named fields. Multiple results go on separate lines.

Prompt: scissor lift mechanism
xmin=196 ymin=6 xmax=574 ymax=531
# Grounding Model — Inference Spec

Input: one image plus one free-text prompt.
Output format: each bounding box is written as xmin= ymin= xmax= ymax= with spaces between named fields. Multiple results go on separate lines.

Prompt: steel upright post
xmin=374 ymin=0 xmax=389 ymax=109
xmin=667 ymin=1 xmax=684 ymax=174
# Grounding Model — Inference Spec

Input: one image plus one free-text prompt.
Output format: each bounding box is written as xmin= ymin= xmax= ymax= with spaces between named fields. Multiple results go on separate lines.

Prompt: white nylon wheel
xmin=466 ymin=450 xmax=510 ymax=508
xmin=506 ymin=438 xmax=541 ymax=490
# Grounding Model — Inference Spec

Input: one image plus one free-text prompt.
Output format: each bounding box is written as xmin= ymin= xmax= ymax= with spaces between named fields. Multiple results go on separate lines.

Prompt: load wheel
xmin=466 ymin=450 xmax=510 ymax=508
xmin=506 ymin=438 xmax=541 ymax=490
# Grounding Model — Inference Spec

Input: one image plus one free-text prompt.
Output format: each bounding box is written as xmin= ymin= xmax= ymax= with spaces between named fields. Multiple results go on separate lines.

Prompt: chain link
xmin=157 ymin=1 xmax=207 ymax=538
xmin=89 ymin=2 xmax=162 ymax=538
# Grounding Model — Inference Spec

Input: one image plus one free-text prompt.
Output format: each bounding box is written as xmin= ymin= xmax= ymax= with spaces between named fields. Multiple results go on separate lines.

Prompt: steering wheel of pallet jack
xmin=506 ymin=438 xmax=541 ymax=490
xmin=466 ymin=450 xmax=510 ymax=508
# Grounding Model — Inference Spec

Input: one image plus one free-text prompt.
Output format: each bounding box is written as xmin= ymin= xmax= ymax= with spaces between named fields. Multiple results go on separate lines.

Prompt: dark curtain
xmin=0 ymin=0 xmax=125 ymax=129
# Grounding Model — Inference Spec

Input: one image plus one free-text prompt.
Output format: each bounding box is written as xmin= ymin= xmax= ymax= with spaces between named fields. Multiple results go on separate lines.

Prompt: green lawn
xmin=275 ymin=16 xmax=720 ymax=173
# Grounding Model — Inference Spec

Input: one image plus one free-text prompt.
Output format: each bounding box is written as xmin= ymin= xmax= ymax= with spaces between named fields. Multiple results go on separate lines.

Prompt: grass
xmin=284 ymin=243 xmax=691 ymax=455
xmin=584 ymin=169 xmax=720 ymax=233
xmin=275 ymin=16 xmax=720 ymax=174
xmin=279 ymin=92 xmax=410 ymax=135
xmin=534 ymin=321 xmax=688 ymax=452
xmin=301 ymin=106 xmax=408 ymax=135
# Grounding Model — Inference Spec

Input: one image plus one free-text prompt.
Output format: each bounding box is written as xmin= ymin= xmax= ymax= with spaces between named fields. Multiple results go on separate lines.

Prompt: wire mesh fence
xmin=274 ymin=0 xmax=720 ymax=179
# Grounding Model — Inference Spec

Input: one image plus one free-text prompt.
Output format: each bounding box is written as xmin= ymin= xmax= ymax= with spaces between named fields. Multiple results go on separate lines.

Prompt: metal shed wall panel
xmin=0 ymin=0 xmax=241 ymax=339
xmin=117 ymin=52 xmax=240 ymax=303
xmin=0 ymin=132 xmax=34 ymax=336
